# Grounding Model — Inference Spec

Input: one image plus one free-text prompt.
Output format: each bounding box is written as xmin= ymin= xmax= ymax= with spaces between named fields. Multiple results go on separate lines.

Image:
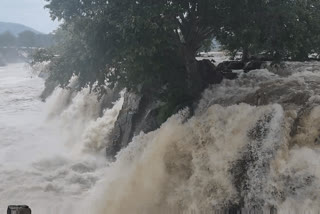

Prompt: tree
xmin=40 ymin=0 xmax=320 ymax=112
xmin=0 ymin=31 xmax=16 ymax=47
xmin=43 ymin=0 xmax=227 ymax=104
xmin=216 ymin=0 xmax=266 ymax=61
xmin=18 ymin=31 xmax=36 ymax=47
xmin=217 ymin=0 xmax=320 ymax=61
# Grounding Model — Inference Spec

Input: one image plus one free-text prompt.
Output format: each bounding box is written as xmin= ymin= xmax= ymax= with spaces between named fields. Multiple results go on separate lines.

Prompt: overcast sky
xmin=0 ymin=0 xmax=60 ymax=33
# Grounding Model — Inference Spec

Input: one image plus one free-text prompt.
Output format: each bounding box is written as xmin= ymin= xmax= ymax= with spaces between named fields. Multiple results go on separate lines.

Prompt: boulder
xmin=107 ymin=92 xmax=162 ymax=157
xmin=7 ymin=205 xmax=31 ymax=214
xmin=244 ymin=60 xmax=264 ymax=73
xmin=222 ymin=71 xmax=238 ymax=80
xmin=107 ymin=60 xmax=225 ymax=158
xmin=40 ymin=80 xmax=59 ymax=101
xmin=197 ymin=59 xmax=224 ymax=86
xmin=217 ymin=61 xmax=245 ymax=71
xmin=199 ymin=60 xmax=238 ymax=81
xmin=250 ymin=54 xmax=274 ymax=61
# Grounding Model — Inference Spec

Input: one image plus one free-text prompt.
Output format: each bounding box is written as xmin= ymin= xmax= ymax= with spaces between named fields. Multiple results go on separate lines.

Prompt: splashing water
xmin=83 ymin=61 xmax=320 ymax=214
xmin=0 ymin=63 xmax=123 ymax=213
xmin=2 ymin=61 xmax=320 ymax=213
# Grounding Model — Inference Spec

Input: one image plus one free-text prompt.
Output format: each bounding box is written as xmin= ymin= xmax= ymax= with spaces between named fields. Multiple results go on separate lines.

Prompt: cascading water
xmin=0 ymin=63 xmax=123 ymax=213
xmin=83 ymin=61 xmax=320 ymax=214
xmin=2 ymin=61 xmax=320 ymax=213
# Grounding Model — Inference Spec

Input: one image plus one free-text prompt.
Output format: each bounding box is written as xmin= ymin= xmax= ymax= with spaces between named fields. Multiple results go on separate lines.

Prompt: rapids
xmin=0 ymin=63 xmax=123 ymax=213
xmin=1 ymin=61 xmax=320 ymax=213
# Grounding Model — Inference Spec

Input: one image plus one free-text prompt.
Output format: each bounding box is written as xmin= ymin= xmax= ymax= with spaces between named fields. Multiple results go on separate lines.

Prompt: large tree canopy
xmin=218 ymin=0 xmax=320 ymax=61
xmin=43 ymin=0 xmax=228 ymax=103
xmin=38 ymin=0 xmax=320 ymax=107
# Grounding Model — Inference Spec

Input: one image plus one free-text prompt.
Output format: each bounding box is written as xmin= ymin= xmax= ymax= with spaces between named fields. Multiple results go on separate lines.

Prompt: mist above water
xmin=0 ymin=63 xmax=123 ymax=213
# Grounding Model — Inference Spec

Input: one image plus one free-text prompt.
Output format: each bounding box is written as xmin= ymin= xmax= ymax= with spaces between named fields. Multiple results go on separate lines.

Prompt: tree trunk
xmin=183 ymin=46 xmax=203 ymax=99
xmin=273 ymin=51 xmax=282 ymax=64
xmin=242 ymin=47 xmax=249 ymax=62
xmin=295 ymin=50 xmax=309 ymax=61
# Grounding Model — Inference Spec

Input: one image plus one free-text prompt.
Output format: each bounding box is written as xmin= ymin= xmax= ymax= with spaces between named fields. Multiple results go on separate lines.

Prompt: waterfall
xmin=82 ymin=62 xmax=320 ymax=214
xmin=2 ymin=61 xmax=320 ymax=213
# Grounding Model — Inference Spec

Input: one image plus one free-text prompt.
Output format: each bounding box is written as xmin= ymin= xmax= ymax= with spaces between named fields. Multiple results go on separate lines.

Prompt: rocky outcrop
xmin=214 ymin=60 xmax=242 ymax=80
xmin=244 ymin=60 xmax=264 ymax=73
xmin=107 ymin=92 xmax=163 ymax=157
xmin=215 ymin=59 xmax=265 ymax=75
xmin=7 ymin=205 xmax=31 ymax=214
xmin=198 ymin=59 xmax=224 ymax=86
xmin=221 ymin=71 xmax=238 ymax=80
xmin=40 ymin=79 xmax=59 ymax=101
xmin=107 ymin=59 xmax=226 ymax=158
xmin=217 ymin=61 xmax=245 ymax=71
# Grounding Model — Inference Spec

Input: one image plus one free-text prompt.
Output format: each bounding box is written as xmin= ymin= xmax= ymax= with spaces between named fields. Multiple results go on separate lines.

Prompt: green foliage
xmin=217 ymin=0 xmax=320 ymax=61
xmin=38 ymin=0 xmax=320 ymax=113
xmin=17 ymin=31 xmax=36 ymax=47
xmin=30 ymin=49 xmax=55 ymax=65
xmin=0 ymin=31 xmax=16 ymax=47
xmin=42 ymin=0 xmax=227 ymax=100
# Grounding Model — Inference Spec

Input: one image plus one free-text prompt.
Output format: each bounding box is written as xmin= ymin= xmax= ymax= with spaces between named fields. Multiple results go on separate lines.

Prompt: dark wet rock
xmin=7 ymin=205 xmax=31 ymax=214
xmin=213 ymin=207 xmax=277 ymax=214
xmin=244 ymin=61 xmax=264 ymax=73
xmin=250 ymin=54 xmax=274 ymax=61
xmin=107 ymin=60 xmax=224 ymax=158
xmin=197 ymin=59 xmax=224 ymax=86
xmin=222 ymin=68 xmax=233 ymax=73
xmin=222 ymin=71 xmax=238 ymax=80
xmin=217 ymin=61 xmax=245 ymax=71
xmin=40 ymin=80 xmax=59 ymax=101
xmin=107 ymin=92 xmax=163 ymax=157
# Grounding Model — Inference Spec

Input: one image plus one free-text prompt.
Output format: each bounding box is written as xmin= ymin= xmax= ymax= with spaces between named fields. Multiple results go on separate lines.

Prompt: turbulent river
xmin=1 ymin=61 xmax=320 ymax=213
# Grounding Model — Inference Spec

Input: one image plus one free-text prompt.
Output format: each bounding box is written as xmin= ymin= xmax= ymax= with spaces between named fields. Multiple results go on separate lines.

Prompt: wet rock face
xmin=7 ymin=205 xmax=31 ymax=214
xmin=107 ymin=92 xmax=162 ymax=157
xmin=197 ymin=59 xmax=224 ymax=86
xmin=222 ymin=72 xmax=238 ymax=80
xmin=199 ymin=59 xmax=239 ymax=82
xmin=107 ymin=60 xmax=227 ymax=158
xmin=216 ymin=61 xmax=245 ymax=71
xmin=244 ymin=61 xmax=264 ymax=73
xmin=40 ymin=80 xmax=59 ymax=101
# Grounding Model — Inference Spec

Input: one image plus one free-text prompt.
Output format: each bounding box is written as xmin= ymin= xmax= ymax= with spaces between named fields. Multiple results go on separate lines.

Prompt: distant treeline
xmin=0 ymin=31 xmax=54 ymax=48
